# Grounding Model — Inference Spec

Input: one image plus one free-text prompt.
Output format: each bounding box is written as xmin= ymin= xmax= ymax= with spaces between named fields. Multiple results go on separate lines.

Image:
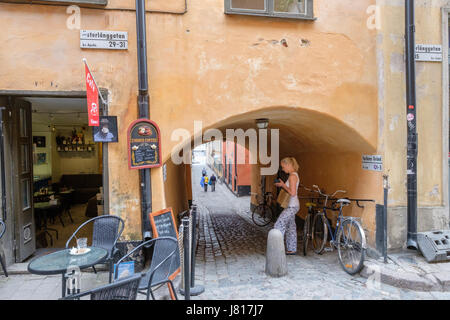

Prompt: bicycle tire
xmin=302 ymin=214 xmax=310 ymax=256
xmin=337 ymin=219 xmax=366 ymax=275
xmin=312 ymin=213 xmax=327 ymax=254
xmin=252 ymin=205 xmax=272 ymax=227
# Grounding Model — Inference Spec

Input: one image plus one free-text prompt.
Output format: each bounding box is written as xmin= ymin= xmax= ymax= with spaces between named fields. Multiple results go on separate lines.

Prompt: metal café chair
xmin=0 ymin=220 xmax=7 ymax=277
xmin=65 ymin=215 xmax=125 ymax=283
xmin=114 ymin=237 xmax=180 ymax=300
xmin=61 ymin=273 xmax=144 ymax=300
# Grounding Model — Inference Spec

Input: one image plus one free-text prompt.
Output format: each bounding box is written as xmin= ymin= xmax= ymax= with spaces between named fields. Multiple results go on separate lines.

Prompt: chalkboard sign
xmin=127 ymin=119 xmax=162 ymax=169
xmin=149 ymin=208 xmax=178 ymax=239
xmin=148 ymin=208 xmax=180 ymax=284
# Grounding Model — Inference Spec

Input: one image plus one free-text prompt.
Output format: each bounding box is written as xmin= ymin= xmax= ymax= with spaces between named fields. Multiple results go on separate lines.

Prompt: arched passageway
xmin=163 ymin=106 xmax=380 ymax=243
xmin=159 ymin=105 xmax=382 ymax=296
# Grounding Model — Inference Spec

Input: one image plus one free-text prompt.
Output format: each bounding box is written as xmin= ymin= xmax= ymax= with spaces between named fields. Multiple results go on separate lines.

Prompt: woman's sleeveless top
xmin=285 ymin=172 xmax=300 ymax=208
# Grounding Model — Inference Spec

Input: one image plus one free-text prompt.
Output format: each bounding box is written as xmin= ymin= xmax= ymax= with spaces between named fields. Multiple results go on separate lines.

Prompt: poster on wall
xmin=127 ymin=119 xmax=162 ymax=170
xmin=33 ymin=136 xmax=46 ymax=148
xmin=92 ymin=116 xmax=118 ymax=143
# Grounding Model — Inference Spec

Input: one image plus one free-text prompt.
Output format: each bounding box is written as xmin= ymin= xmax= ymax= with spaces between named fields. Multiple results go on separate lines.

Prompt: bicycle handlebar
xmin=312 ymin=185 xmax=347 ymax=199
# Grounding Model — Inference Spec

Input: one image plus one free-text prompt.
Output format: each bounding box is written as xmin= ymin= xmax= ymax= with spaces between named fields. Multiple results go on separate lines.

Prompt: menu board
xmin=149 ymin=208 xmax=178 ymax=239
xmin=149 ymin=208 xmax=180 ymax=282
xmin=127 ymin=119 xmax=162 ymax=169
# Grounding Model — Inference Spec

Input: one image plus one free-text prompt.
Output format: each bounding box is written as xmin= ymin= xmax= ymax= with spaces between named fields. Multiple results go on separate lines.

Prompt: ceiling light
xmin=255 ymin=118 xmax=269 ymax=129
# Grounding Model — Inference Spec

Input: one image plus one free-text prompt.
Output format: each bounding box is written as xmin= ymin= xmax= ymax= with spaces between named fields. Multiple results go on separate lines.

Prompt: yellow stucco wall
xmin=0 ymin=0 xmax=380 ymax=240
xmin=378 ymin=1 xmax=446 ymax=208
xmin=4 ymin=0 xmax=446 ymax=248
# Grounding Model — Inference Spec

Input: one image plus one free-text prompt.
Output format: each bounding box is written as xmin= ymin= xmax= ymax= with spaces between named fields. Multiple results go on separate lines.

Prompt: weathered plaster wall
xmin=0 ymin=0 xmax=381 ymax=240
xmin=377 ymin=0 xmax=449 ymax=248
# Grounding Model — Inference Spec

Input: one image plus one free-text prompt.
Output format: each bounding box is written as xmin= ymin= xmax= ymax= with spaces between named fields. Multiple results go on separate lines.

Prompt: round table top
xmin=34 ymin=191 xmax=55 ymax=197
xmin=59 ymin=189 xmax=75 ymax=194
xmin=27 ymin=247 xmax=108 ymax=275
xmin=34 ymin=201 xmax=59 ymax=210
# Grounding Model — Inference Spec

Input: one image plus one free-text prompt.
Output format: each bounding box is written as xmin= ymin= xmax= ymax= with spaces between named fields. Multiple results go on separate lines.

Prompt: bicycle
xmin=251 ymin=192 xmax=273 ymax=227
xmin=311 ymin=185 xmax=367 ymax=275
xmin=302 ymin=186 xmax=323 ymax=256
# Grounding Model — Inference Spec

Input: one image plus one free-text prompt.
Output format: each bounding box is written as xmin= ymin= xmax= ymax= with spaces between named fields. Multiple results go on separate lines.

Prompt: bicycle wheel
xmin=252 ymin=205 xmax=272 ymax=227
xmin=302 ymin=214 xmax=311 ymax=256
xmin=337 ymin=219 xmax=366 ymax=275
xmin=312 ymin=213 xmax=327 ymax=254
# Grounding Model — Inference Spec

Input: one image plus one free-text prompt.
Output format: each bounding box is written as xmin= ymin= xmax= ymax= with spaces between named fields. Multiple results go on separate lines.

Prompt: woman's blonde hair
xmin=281 ymin=157 xmax=299 ymax=172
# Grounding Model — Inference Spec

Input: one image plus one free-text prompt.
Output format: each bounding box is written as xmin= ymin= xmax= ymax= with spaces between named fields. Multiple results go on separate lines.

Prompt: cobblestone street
xmin=190 ymin=165 xmax=447 ymax=300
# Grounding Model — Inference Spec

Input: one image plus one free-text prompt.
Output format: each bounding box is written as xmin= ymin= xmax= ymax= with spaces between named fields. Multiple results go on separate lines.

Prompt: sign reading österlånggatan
xmin=127 ymin=119 xmax=162 ymax=169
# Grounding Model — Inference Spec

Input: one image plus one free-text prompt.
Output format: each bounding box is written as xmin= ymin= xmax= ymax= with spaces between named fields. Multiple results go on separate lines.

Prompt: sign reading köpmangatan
xmin=80 ymin=30 xmax=128 ymax=50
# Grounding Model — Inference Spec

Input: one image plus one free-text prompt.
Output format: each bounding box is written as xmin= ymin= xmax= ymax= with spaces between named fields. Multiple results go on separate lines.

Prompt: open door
xmin=12 ymin=98 xmax=35 ymax=262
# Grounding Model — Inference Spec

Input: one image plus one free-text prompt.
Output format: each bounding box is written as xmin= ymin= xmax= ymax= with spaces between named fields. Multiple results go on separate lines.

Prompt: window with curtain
xmin=225 ymin=0 xmax=314 ymax=20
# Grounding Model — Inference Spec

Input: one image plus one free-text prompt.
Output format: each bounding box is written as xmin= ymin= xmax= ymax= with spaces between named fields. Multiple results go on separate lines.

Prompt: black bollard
xmin=190 ymin=205 xmax=205 ymax=296
xmin=182 ymin=217 xmax=190 ymax=300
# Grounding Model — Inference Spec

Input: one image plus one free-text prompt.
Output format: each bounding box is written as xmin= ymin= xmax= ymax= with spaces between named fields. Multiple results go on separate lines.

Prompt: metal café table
xmin=27 ymin=247 xmax=108 ymax=297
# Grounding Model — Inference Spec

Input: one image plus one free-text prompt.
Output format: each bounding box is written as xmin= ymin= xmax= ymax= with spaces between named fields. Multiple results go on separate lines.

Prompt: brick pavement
xmin=0 ymin=164 xmax=449 ymax=300
xmin=189 ymin=165 xmax=446 ymax=300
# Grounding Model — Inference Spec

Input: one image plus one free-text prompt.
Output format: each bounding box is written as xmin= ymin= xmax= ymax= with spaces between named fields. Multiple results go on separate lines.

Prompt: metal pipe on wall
xmin=136 ymin=0 xmax=152 ymax=239
xmin=405 ymin=0 xmax=418 ymax=250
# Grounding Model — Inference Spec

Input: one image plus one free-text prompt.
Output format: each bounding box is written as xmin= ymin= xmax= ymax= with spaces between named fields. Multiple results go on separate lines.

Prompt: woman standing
xmin=274 ymin=157 xmax=300 ymax=255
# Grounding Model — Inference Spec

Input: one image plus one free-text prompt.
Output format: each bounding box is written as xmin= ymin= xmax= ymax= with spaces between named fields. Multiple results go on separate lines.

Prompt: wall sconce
xmin=255 ymin=118 xmax=269 ymax=129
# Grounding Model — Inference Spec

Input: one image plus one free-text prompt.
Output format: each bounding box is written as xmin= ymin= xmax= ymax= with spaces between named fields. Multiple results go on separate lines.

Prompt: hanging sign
xmin=362 ymin=155 xmax=383 ymax=172
xmin=127 ymin=119 xmax=162 ymax=169
xmin=83 ymin=60 xmax=100 ymax=126
xmin=415 ymin=44 xmax=442 ymax=62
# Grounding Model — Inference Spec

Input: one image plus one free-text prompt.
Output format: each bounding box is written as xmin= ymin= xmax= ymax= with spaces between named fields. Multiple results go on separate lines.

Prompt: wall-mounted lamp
xmin=255 ymin=118 xmax=269 ymax=129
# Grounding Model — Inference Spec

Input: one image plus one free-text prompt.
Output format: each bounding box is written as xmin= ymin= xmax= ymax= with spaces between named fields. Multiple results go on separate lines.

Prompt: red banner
xmin=84 ymin=63 xmax=99 ymax=126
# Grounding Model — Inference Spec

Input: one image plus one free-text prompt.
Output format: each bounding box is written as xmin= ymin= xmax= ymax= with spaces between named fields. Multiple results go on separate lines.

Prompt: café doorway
xmin=0 ymin=91 xmax=110 ymax=263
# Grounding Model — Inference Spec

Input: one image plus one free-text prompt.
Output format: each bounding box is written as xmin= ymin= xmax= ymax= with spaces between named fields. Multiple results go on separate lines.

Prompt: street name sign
xmin=415 ymin=44 xmax=442 ymax=62
xmin=80 ymin=30 xmax=128 ymax=50
xmin=362 ymin=155 xmax=383 ymax=172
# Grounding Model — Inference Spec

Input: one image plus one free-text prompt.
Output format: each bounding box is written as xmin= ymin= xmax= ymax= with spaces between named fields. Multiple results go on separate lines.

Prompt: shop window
xmin=225 ymin=0 xmax=314 ymax=20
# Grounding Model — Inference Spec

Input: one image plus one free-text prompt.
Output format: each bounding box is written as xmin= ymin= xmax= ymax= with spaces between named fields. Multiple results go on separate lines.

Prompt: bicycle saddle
xmin=305 ymin=202 xmax=317 ymax=208
xmin=336 ymin=198 xmax=351 ymax=205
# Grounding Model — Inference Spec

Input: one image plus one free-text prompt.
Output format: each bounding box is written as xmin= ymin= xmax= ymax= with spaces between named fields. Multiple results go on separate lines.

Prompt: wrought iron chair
xmin=114 ymin=237 xmax=180 ymax=300
xmin=62 ymin=273 xmax=143 ymax=300
xmin=0 ymin=220 xmax=7 ymax=277
xmin=65 ymin=215 xmax=125 ymax=283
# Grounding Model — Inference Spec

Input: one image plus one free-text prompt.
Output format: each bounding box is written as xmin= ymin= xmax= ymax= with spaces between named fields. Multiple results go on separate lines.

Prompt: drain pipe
xmin=0 ymin=107 xmax=6 ymax=221
xmin=405 ymin=0 xmax=418 ymax=250
xmin=136 ymin=0 xmax=152 ymax=240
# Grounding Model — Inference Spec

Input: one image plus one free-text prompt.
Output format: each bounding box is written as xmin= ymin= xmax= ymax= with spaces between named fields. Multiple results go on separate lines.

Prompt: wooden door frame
xmin=0 ymin=90 xmax=110 ymax=257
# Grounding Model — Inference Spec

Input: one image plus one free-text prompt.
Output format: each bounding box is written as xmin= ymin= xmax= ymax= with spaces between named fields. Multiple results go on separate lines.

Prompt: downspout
xmin=405 ymin=0 xmax=418 ymax=250
xmin=136 ymin=0 xmax=152 ymax=240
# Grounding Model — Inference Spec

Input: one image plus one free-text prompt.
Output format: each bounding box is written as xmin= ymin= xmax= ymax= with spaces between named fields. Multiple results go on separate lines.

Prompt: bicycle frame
xmin=312 ymin=185 xmax=347 ymax=247
xmin=320 ymin=206 xmax=345 ymax=246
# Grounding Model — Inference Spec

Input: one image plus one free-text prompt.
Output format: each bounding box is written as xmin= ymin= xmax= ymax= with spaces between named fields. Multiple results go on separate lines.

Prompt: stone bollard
xmin=265 ymin=229 xmax=288 ymax=277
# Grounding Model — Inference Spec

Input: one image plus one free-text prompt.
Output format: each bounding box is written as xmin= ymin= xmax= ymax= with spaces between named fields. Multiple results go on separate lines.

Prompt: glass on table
xmin=76 ymin=238 xmax=88 ymax=250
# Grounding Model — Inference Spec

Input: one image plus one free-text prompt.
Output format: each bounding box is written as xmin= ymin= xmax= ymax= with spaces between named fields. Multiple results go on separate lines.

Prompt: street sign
xmin=80 ymin=30 xmax=128 ymax=50
xmin=415 ymin=44 xmax=442 ymax=62
xmin=362 ymin=155 xmax=383 ymax=172
xmin=127 ymin=119 xmax=162 ymax=169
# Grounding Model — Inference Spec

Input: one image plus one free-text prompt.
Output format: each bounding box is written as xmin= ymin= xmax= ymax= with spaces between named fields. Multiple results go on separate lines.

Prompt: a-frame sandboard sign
xmin=148 ymin=208 xmax=180 ymax=299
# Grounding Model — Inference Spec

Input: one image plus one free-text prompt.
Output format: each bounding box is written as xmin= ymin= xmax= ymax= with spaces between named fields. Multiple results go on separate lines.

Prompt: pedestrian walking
xmin=202 ymin=167 xmax=207 ymax=177
xmin=210 ymin=174 xmax=217 ymax=192
xmin=274 ymin=157 xmax=300 ymax=255
xmin=203 ymin=175 xmax=209 ymax=192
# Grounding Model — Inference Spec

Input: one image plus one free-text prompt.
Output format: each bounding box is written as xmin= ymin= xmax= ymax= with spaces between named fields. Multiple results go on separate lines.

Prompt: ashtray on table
xmin=69 ymin=248 xmax=91 ymax=255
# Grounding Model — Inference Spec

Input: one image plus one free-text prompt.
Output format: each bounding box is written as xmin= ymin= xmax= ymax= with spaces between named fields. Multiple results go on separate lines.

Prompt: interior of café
xmin=30 ymin=97 xmax=104 ymax=252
